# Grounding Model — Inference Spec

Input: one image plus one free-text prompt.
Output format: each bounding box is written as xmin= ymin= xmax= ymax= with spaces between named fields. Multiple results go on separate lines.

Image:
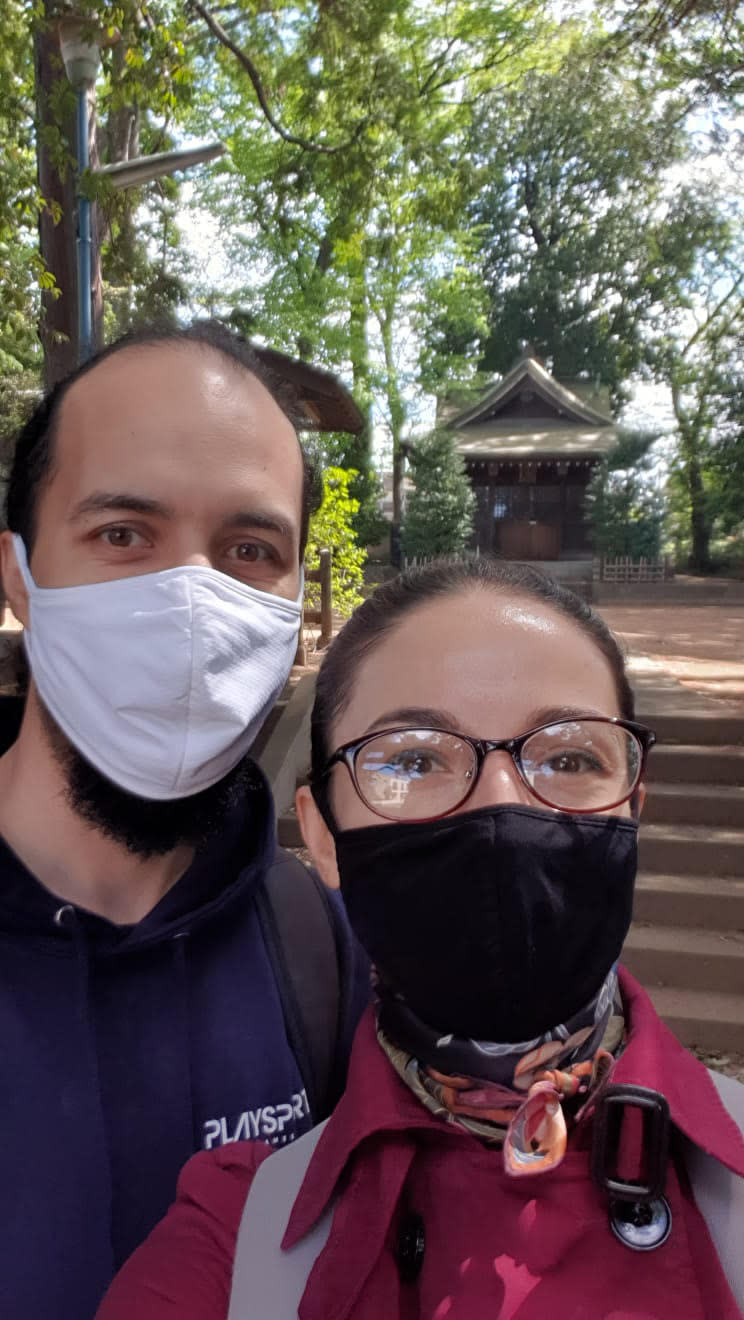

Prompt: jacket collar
xmin=284 ymin=965 xmax=744 ymax=1247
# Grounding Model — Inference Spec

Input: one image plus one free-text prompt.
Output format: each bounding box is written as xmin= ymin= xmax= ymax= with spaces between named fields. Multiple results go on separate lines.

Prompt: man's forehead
xmin=58 ymin=340 xmax=289 ymax=428
xmin=46 ymin=341 xmax=305 ymax=531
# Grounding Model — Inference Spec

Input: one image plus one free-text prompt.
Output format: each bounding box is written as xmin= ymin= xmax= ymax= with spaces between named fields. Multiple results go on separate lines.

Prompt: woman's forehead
xmin=336 ymin=589 xmax=622 ymax=742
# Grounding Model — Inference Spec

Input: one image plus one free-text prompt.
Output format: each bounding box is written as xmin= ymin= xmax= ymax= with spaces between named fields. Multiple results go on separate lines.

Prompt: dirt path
xmin=598 ymin=604 xmax=744 ymax=711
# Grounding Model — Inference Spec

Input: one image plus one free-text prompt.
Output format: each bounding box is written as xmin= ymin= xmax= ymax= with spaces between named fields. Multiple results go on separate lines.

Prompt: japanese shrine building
xmin=446 ymin=352 xmax=618 ymax=563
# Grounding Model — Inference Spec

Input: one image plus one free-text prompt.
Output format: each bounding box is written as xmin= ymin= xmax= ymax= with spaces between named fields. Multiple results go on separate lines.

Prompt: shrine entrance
xmin=444 ymin=352 xmax=618 ymax=562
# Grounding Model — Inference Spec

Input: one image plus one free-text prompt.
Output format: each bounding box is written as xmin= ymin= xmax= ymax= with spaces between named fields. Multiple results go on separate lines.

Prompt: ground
xmin=599 ymin=604 xmax=744 ymax=710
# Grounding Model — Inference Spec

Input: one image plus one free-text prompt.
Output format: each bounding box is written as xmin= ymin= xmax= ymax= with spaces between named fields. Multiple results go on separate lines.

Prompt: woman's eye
xmin=544 ymin=750 xmax=602 ymax=775
xmin=389 ymin=751 xmax=442 ymax=778
xmin=100 ymin=526 xmax=145 ymax=549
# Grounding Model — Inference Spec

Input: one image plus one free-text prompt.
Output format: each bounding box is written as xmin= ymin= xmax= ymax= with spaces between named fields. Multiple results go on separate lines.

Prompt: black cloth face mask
xmin=335 ymin=804 xmax=638 ymax=1043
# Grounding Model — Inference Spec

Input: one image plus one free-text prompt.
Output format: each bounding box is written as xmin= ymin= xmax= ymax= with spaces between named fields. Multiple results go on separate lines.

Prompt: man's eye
xmin=230 ymin=542 xmax=273 ymax=563
xmin=100 ymin=527 xmax=144 ymax=549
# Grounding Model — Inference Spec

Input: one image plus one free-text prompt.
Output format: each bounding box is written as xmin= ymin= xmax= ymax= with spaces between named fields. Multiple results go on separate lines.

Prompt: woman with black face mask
xmin=98 ymin=559 xmax=744 ymax=1320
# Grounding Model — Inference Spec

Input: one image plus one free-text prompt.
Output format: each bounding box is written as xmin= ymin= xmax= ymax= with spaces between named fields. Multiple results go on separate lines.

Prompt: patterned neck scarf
xmin=377 ymin=965 xmax=624 ymax=1176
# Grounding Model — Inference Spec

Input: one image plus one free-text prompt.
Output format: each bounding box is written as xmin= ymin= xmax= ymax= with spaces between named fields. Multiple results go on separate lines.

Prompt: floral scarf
xmin=377 ymin=965 xmax=624 ymax=1176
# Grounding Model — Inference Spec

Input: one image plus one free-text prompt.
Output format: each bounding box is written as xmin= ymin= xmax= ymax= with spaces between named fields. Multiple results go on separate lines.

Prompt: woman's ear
xmin=635 ymin=781 xmax=646 ymax=818
xmin=0 ymin=532 xmax=29 ymax=629
xmin=295 ymin=785 xmax=340 ymax=889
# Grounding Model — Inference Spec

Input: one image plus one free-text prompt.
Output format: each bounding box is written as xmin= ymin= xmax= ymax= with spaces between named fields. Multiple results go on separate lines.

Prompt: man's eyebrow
xmin=68 ymin=493 xmax=173 ymax=522
xmin=221 ymin=510 xmax=296 ymax=542
xmin=364 ymin=707 xmax=463 ymax=734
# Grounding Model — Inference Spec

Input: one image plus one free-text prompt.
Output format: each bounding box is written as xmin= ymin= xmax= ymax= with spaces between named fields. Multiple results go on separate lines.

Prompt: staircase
xmin=625 ymin=708 xmax=744 ymax=1052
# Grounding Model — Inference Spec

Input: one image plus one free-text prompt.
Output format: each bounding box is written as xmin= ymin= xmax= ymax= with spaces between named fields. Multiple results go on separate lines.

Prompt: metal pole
xmin=75 ymin=86 xmax=92 ymax=363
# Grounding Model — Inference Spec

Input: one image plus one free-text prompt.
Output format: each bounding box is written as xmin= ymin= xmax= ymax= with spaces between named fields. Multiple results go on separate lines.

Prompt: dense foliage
xmin=587 ymin=432 xmax=665 ymax=560
xmin=402 ymin=430 xmax=474 ymax=561
xmin=305 ymin=466 xmax=366 ymax=618
xmin=0 ymin=1 xmax=742 ymax=565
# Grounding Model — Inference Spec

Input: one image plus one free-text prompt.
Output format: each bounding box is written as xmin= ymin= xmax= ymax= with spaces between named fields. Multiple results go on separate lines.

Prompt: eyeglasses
xmin=319 ymin=717 xmax=656 ymax=822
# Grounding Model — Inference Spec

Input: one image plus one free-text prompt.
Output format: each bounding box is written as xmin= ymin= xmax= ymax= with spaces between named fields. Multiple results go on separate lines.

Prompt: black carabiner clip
xmin=591 ymin=1084 xmax=672 ymax=1251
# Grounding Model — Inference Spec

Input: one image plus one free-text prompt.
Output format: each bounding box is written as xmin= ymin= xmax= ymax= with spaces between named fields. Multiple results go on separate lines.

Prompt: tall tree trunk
xmin=685 ymin=442 xmax=711 ymax=573
xmin=35 ymin=9 xmax=78 ymax=386
xmin=378 ymin=301 xmax=405 ymax=566
xmin=347 ymin=273 xmax=373 ymax=476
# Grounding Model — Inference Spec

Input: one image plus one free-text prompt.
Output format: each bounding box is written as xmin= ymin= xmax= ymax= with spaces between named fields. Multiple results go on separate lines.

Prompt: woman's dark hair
xmin=6 ymin=319 xmax=322 ymax=559
xmin=311 ymin=556 xmax=634 ymax=784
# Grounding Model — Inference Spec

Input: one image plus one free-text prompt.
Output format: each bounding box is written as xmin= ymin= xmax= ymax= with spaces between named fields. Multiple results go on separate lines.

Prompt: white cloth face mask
xmin=13 ymin=535 xmax=303 ymax=800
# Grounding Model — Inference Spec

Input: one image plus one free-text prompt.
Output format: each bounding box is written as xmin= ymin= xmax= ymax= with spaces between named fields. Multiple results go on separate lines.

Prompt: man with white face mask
xmin=0 ymin=322 xmax=367 ymax=1319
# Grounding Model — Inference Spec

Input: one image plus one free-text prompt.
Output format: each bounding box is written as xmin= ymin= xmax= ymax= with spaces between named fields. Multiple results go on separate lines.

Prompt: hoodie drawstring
xmin=171 ymin=931 xmax=199 ymax=1151
xmin=53 ymin=904 xmax=116 ymax=1273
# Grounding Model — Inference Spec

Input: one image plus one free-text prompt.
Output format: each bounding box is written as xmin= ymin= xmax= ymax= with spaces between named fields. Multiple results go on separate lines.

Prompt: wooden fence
xmin=296 ymin=547 xmax=332 ymax=665
xmin=596 ymin=556 xmax=670 ymax=583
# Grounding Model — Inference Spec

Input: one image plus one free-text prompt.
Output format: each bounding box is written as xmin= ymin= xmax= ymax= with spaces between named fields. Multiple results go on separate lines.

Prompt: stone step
xmin=636 ymin=711 xmax=744 ymax=747
xmin=642 ymin=985 xmax=744 ymax=1053
xmin=638 ymin=823 xmax=744 ymax=877
xmin=645 ymin=743 xmax=744 ymax=786
xmin=643 ymin=782 xmax=744 ymax=827
xmin=623 ymin=923 xmax=744 ymax=996
xmin=278 ymin=818 xmax=744 ymax=873
xmin=633 ymin=873 xmax=744 ymax=930
xmin=278 ymin=807 xmax=303 ymax=849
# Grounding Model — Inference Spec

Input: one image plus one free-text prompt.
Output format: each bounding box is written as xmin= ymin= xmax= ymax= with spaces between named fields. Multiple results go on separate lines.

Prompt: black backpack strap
xmin=255 ymin=848 xmax=341 ymax=1121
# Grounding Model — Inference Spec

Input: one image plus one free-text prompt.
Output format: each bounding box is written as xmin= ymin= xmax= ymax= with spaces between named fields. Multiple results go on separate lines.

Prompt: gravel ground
xmin=689 ymin=1048 xmax=744 ymax=1084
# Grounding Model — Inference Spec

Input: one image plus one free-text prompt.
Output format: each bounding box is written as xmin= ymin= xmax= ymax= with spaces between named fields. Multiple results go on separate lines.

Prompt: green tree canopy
xmin=470 ymin=40 xmax=711 ymax=404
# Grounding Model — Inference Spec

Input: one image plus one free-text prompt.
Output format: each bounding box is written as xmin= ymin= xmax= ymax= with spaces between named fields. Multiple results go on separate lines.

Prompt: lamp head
xmin=58 ymin=17 xmax=103 ymax=89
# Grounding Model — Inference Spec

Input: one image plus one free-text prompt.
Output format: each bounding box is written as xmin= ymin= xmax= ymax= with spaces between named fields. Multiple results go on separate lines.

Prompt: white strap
xmin=227 ymin=1121 xmax=333 ymax=1320
xmin=684 ymin=1070 xmax=744 ymax=1317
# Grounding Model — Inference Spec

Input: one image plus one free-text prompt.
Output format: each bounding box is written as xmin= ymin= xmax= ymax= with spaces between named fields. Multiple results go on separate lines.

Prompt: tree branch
xmin=682 ymin=271 xmax=744 ymax=358
xmin=188 ymin=0 xmax=364 ymax=155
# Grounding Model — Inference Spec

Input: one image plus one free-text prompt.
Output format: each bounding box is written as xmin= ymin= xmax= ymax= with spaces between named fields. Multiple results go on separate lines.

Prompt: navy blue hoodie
xmin=0 ymin=698 xmax=366 ymax=1319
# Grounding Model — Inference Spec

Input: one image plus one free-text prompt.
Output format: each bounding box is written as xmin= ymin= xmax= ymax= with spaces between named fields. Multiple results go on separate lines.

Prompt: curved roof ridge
xmin=448 ymin=355 xmax=613 ymax=430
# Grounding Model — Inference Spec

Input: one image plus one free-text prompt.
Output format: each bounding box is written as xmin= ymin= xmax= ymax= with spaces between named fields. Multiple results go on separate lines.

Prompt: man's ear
xmin=0 ymin=531 xmax=29 ymax=629
xmin=295 ymin=785 xmax=340 ymax=889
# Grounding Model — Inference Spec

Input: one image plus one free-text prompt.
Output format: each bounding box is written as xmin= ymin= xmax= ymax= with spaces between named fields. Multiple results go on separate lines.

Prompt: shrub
xmin=305 ymin=466 xmax=366 ymax=618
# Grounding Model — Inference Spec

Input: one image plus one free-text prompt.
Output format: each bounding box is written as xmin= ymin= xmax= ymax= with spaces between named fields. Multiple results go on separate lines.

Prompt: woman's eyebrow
xmin=362 ymin=705 xmax=613 ymax=739
xmin=364 ymin=706 xmax=463 ymax=734
xmin=526 ymin=705 xmax=609 ymax=726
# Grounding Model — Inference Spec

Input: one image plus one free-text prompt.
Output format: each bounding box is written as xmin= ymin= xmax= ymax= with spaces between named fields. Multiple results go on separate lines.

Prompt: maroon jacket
xmin=98 ymin=969 xmax=744 ymax=1319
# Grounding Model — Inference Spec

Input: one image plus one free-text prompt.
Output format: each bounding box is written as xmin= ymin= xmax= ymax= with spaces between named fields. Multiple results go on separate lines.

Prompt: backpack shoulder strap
xmin=683 ymin=1068 xmax=744 ymax=1315
xmin=227 ymin=1120 xmax=333 ymax=1320
xmin=257 ymin=848 xmax=341 ymax=1120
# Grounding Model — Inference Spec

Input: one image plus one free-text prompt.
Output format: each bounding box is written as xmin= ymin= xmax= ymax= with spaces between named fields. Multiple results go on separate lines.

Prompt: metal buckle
xmin=591 ymin=1084 xmax=670 ymax=1202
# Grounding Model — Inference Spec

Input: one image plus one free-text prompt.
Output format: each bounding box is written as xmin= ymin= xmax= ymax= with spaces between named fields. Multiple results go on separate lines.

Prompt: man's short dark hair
xmin=6 ymin=320 xmax=323 ymax=559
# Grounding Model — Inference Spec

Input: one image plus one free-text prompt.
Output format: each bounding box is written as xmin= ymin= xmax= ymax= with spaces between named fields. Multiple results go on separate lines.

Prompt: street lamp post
xmin=58 ymin=19 xmax=102 ymax=364
xmin=57 ymin=17 xmax=225 ymax=366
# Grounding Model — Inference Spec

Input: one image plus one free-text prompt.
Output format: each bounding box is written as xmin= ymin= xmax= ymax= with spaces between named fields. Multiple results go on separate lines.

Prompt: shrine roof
xmin=447 ymin=354 xmax=615 ymax=433
xmin=454 ymin=421 xmax=618 ymax=460
xmin=252 ymin=344 xmax=364 ymax=434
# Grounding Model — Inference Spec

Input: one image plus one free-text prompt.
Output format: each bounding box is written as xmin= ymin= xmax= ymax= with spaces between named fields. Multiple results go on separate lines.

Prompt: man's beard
xmin=40 ymin=701 xmax=258 ymax=859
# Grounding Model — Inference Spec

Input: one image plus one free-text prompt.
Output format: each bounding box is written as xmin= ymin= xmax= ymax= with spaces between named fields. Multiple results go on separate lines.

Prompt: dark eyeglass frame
xmin=317 ymin=716 xmax=657 ymax=822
